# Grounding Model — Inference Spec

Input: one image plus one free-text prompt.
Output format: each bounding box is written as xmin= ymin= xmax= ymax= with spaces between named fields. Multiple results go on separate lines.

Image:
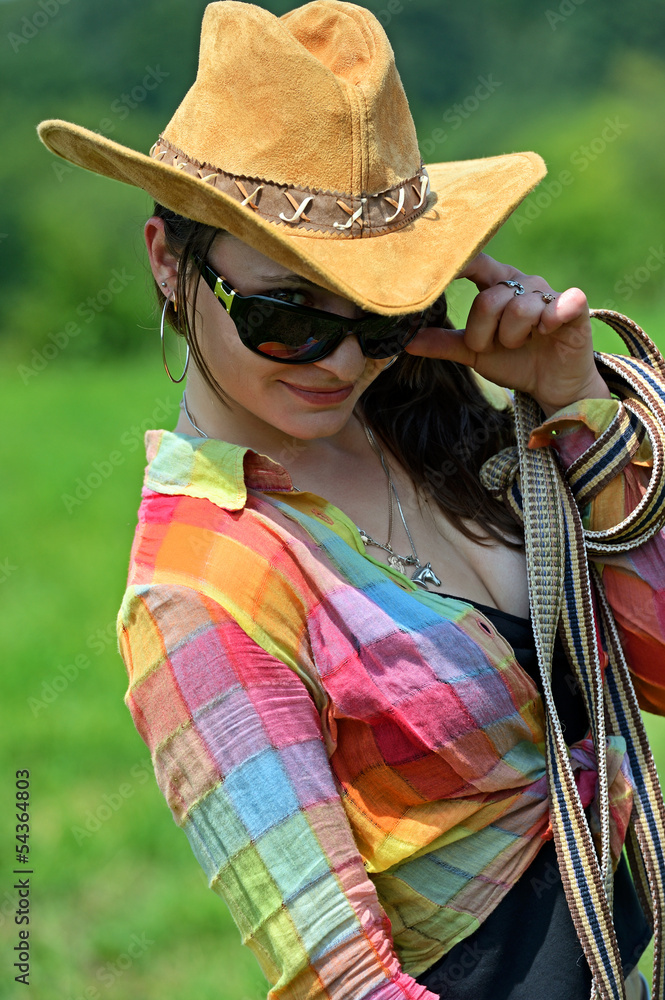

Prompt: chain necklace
xmin=181 ymin=392 xmax=208 ymax=438
xmin=357 ymin=424 xmax=442 ymax=590
xmin=181 ymin=392 xmax=441 ymax=590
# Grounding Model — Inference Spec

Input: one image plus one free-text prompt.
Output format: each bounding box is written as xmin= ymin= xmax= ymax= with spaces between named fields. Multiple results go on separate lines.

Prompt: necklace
xmin=180 ymin=393 xmax=440 ymax=589
xmin=181 ymin=392 xmax=209 ymax=438
xmin=357 ymin=424 xmax=442 ymax=590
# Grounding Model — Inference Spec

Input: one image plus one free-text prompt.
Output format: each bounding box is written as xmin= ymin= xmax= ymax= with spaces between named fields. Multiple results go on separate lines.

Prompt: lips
xmin=280 ymin=381 xmax=355 ymax=404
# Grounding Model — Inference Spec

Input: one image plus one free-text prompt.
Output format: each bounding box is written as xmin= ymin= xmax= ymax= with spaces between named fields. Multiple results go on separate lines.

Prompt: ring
xmin=497 ymin=280 xmax=525 ymax=296
xmin=533 ymin=290 xmax=556 ymax=304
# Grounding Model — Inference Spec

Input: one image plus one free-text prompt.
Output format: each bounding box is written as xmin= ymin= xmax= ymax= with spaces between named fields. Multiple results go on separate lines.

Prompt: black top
xmin=414 ymin=595 xmax=651 ymax=1000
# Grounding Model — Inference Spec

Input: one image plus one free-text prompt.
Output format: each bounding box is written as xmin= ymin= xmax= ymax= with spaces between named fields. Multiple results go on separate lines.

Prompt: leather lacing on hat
xmin=149 ymin=136 xmax=431 ymax=237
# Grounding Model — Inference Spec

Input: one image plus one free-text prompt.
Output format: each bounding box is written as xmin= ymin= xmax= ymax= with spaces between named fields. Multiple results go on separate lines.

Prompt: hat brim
xmin=38 ymin=119 xmax=545 ymax=315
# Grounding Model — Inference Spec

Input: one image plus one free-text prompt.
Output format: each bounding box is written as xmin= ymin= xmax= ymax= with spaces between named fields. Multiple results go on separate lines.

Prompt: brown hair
xmin=153 ymin=203 xmax=520 ymax=545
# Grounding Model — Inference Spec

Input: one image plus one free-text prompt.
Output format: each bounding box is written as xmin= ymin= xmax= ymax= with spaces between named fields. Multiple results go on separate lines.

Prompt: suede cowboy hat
xmin=37 ymin=0 xmax=546 ymax=315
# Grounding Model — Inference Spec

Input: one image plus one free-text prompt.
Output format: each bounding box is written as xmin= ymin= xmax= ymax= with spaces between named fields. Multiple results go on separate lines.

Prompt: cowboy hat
xmin=37 ymin=0 xmax=546 ymax=315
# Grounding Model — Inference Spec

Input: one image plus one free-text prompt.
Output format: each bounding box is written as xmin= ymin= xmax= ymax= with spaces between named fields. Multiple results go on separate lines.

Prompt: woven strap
xmin=482 ymin=309 xmax=665 ymax=1000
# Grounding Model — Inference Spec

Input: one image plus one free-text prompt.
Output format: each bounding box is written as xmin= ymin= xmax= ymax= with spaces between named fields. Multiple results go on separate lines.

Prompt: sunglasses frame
xmin=193 ymin=255 xmax=424 ymax=364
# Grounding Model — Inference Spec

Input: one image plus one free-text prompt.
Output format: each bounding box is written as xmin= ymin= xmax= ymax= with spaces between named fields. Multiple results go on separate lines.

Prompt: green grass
xmin=2 ymin=354 xmax=665 ymax=999
xmin=1 ymin=360 xmax=266 ymax=1000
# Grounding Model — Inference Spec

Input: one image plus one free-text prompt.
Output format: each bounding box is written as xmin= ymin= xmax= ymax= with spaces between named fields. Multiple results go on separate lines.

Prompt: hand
xmin=405 ymin=253 xmax=610 ymax=417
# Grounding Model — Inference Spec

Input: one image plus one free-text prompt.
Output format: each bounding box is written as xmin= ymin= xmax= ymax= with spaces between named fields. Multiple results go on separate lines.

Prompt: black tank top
xmin=413 ymin=595 xmax=651 ymax=1000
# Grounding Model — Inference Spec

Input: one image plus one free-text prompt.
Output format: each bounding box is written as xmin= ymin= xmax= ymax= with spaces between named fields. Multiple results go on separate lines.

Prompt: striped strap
xmin=566 ymin=402 xmax=645 ymax=510
xmin=514 ymin=391 xmax=625 ymax=999
xmin=482 ymin=309 xmax=665 ymax=1000
xmin=593 ymin=572 xmax=665 ymax=998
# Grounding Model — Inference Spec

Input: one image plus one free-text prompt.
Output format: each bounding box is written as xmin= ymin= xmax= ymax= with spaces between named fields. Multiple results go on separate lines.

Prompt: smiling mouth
xmin=282 ymin=381 xmax=354 ymax=403
xmin=284 ymin=383 xmax=354 ymax=393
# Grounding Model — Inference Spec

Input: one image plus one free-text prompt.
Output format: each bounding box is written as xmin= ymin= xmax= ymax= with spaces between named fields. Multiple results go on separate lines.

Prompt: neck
xmin=174 ymin=375 xmax=371 ymax=474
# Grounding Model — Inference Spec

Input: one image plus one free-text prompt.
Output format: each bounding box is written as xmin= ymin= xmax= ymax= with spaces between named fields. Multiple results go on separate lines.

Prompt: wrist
xmin=537 ymin=372 xmax=610 ymax=419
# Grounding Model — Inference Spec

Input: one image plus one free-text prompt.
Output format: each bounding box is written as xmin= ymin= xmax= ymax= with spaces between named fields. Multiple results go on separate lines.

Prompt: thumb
xmin=404 ymin=326 xmax=477 ymax=367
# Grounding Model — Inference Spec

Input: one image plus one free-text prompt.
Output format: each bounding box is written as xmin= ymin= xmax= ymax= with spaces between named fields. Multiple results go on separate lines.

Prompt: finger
xmin=536 ymin=286 xmax=589 ymax=336
xmin=463 ymin=283 xmax=517 ymax=352
xmin=455 ymin=252 xmax=520 ymax=291
xmin=404 ymin=326 xmax=477 ymax=366
xmin=495 ymin=290 xmax=547 ymax=348
xmin=464 ymin=277 xmax=561 ymax=351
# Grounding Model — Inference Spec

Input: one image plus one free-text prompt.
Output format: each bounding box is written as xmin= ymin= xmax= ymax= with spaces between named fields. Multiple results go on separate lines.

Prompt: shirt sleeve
xmin=117 ymin=582 xmax=439 ymax=1000
xmin=529 ymin=398 xmax=665 ymax=715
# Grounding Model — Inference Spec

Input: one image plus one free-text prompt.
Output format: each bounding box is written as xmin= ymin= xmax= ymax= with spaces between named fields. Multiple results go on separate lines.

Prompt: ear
xmin=145 ymin=216 xmax=179 ymax=292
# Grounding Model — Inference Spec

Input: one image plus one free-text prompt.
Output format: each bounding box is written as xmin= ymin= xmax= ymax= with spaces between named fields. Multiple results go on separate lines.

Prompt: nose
xmin=305 ymin=293 xmax=368 ymax=374
xmin=313 ymin=330 xmax=375 ymax=380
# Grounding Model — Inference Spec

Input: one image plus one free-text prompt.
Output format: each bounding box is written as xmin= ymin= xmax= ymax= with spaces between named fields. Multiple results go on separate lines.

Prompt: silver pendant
xmin=388 ymin=554 xmax=407 ymax=574
xmin=411 ymin=562 xmax=442 ymax=589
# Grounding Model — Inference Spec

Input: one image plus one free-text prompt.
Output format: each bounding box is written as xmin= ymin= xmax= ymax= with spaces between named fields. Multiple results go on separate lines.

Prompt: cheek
xmin=194 ymin=308 xmax=281 ymax=392
xmin=358 ymin=358 xmax=392 ymax=390
xmin=192 ymin=302 xmax=243 ymax=370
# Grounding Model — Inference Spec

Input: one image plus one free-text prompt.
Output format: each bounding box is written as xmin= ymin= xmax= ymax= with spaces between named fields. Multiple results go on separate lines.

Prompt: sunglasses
xmin=194 ymin=256 xmax=425 ymax=364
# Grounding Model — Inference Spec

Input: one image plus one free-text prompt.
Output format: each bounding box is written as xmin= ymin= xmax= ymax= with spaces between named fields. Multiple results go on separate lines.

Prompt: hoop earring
xmin=382 ymin=355 xmax=399 ymax=371
xmin=160 ymin=294 xmax=189 ymax=383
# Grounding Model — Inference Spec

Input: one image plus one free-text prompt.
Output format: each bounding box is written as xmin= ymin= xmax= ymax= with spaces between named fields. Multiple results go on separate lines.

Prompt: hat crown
xmin=162 ymin=0 xmax=421 ymax=196
xmin=37 ymin=1 xmax=546 ymax=313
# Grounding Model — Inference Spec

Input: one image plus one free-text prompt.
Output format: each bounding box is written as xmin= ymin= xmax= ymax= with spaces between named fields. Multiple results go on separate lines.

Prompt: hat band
xmin=149 ymin=137 xmax=431 ymax=238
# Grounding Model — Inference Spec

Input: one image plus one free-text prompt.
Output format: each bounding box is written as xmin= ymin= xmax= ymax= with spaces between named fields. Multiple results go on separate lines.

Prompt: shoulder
xmin=131 ymin=487 xmax=314 ymax=598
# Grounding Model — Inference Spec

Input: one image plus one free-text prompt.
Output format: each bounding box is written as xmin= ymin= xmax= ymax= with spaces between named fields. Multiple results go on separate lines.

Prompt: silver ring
xmin=497 ymin=279 xmax=525 ymax=296
xmin=533 ymin=290 xmax=556 ymax=304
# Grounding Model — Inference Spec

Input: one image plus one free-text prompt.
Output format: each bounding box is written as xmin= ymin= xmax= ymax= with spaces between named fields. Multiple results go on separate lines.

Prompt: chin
xmin=273 ymin=411 xmax=352 ymax=441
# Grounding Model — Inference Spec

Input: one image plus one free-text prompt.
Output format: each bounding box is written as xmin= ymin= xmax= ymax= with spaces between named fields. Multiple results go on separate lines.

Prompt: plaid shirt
xmin=117 ymin=398 xmax=663 ymax=1000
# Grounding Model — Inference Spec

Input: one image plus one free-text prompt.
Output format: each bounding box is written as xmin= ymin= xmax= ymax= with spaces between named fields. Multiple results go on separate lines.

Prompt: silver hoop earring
xmin=160 ymin=295 xmax=189 ymax=383
xmin=382 ymin=355 xmax=399 ymax=371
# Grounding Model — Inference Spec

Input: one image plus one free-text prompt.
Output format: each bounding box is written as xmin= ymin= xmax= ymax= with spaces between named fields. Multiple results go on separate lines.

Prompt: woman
xmin=38 ymin=2 xmax=665 ymax=998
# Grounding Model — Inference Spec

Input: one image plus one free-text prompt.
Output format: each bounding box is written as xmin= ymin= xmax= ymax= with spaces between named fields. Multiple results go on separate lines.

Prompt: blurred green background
xmin=2 ymin=0 xmax=665 ymax=997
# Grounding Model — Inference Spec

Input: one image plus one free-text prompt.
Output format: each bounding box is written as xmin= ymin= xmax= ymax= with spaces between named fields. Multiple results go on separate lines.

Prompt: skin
xmin=145 ymin=217 xmax=610 ymax=617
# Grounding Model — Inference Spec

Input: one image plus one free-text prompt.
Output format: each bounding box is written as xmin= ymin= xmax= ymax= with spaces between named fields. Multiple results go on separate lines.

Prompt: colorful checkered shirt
xmin=117 ymin=398 xmax=664 ymax=1000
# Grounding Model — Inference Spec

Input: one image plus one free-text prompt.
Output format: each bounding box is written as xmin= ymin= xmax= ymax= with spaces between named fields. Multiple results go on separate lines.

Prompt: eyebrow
xmin=253 ymin=271 xmax=321 ymax=288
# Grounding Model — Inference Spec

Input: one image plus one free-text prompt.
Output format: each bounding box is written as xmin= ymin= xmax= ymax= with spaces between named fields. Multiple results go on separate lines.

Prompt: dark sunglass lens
xmin=255 ymin=337 xmax=323 ymax=360
xmin=359 ymin=315 xmax=422 ymax=358
xmin=234 ymin=299 xmax=337 ymax=361
xmin=362 ymin=338 xmax=401 ymax=359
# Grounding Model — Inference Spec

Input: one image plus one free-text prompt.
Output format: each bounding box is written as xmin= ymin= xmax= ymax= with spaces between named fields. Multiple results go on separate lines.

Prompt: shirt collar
xmin=143 ymin=429 xmax=295 ymax=510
